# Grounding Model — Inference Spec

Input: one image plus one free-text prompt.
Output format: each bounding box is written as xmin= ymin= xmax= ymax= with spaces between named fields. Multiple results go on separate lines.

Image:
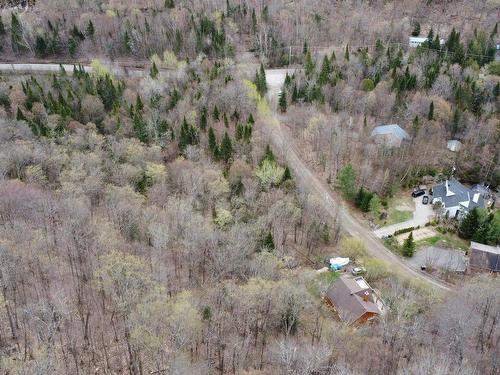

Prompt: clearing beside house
xmin=374 ymin=192 xmax=434 ymax=238
xmin=396 ymin=227 xmax=437 ymax=245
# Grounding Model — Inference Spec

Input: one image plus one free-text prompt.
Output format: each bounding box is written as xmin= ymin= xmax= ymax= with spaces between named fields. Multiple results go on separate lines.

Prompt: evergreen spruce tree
xmin=0 ymin=16 xmax=6 ymax=36
xmin=428 ymin=101 xmax=434 ymax=120
xmin=208 ymin=127 xmax=218 ymax=157
xmin=86 ymin=20 xmax=95 ymax=38
xmin=251 ymin=8 xmax=257 ymax=32
xmin=135 ymin=94 xmax=144 ymax=112
xmin=231 ymin=110 xmax=240 ymax=121
xmin=344 ymin=44 xmax=350 ymax=61
xmin=411 ymin=115 xmax=420 ymax=137
xmin=35 ymin=35 xmax=48 ymax=57
xmin=262 ymin=144 xmax=275 ymax=164
xmin=278 ymin=89 xmax=287 ymax=113
xmin=150 ymin=61 xmax=159 ymax=79
xmin=247 ymin=113 xmax=255 ymax=125
xmin=291 ymin=83 xmax=298 ymax=102
xmin=355 ymin=186 xmax=365 ymax=208
xmin=165 ymin=0 xmax=175 ymax=9
xmin=178 ymin=117 xmax=198 ymax=151
xmin=235 ymin=124 xmax=243 ymax=141
xmin=263 ymin=231 xmax=275 ymax=251
xmin=360 ymin=192 xmax=373 ymax=213
xmin=411 ymin=22 xmax=421 ymax=37
xmin=282 ymin=166 xmax=292 ymax=182
xmin=212 ymin=105 xmax=220 ymax=121
xmin=220 ymin=132 xmax=233 ymax=163
xmin=16 ymin=107 xmax=26 ymax=121
xmin=223 ymin=112 xmax=229 ymax=128
xmin=317 ymin=55 xmax=331 ymax=85
xmin=427 ymin=28 xmax=434 ymax=41
xmin=168 ymin=88 xmax=180 ymax=110
xmin=244 ymin=125 xmax=252 ymax=141
xmin=199 ymin=106 xmax=207 ymax=130
xmin=255 ymin=63 xmax=267 ymax=96
xmin=472 ymin=213 xmax=491 ymax=244
xmin=459 ymin=208 xmax=481 ymax=239
xmin=68 ymin=37 xmax=77 ymax=56
xmin=491 ymin=23 xmax=498 ymax=39
xmin=11 ymin=13 xmax=25 ymax=53
xmin=402 ymin=232 xmax=415 ymax=257
xmin=284 ymin=72 xmax=291 ymax=86
xmin=451 ymin=108 xmax=461 ymax=135
xmin=123 ymin=30 xmax=132 ymax=53
xmin=304 ymin=50 xmax=315 ymax=78
xmin=336 ymin=164 xmax=356 ymax=201
xmin=133 ymin=111 xmax=148 ymax=143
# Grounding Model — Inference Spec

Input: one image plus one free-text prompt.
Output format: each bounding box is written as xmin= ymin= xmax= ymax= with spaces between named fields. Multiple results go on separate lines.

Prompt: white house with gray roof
xmin=371 ymin=124 xmax=410 ymax=147
xmin=432 ymin=179 xmax=488 ymax=219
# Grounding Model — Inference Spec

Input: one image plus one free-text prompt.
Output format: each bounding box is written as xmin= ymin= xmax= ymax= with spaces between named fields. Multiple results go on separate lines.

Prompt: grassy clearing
xmin=417 ymin=233 xmax=469 ymax=251
xmin=374 ymin=192 xmax=414 ymax=226
xmin=384 ymin=208 xmax=413 ymax=225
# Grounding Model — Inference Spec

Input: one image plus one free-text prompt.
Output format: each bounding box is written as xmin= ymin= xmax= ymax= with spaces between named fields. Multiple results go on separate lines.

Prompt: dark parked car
xmin=412 ymin=189 xmax=425 ymax=198
xmin=422 ymin=195 xmax=429 ymax=204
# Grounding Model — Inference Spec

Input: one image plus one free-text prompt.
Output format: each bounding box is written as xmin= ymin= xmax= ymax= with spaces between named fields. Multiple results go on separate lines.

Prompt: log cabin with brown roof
xmin=324 ymin=275 xmax=386 ymax=325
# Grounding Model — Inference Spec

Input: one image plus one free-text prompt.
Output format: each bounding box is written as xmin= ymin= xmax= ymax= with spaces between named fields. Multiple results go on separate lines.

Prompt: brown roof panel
xmin=325 ymin=276 xmax=382 ymax=324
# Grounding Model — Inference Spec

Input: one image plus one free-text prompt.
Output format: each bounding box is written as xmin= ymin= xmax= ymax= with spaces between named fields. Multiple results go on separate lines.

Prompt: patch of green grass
xmin=385 ymin=208 xmax=413 ymax=225
xmin=418 ymin=234 xmax=469 ymax=251
xmin=374 ymin=193 xmax=414 ymax=226
xmin=383 ymin=237 xmax=402 ymax=255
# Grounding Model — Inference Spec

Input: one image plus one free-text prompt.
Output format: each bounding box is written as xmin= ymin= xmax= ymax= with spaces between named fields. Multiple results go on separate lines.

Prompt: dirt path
xmin=0 ymin=62 xmax=160 ymax=76
xmin=263 ymin=69 xmax=451 ymax=292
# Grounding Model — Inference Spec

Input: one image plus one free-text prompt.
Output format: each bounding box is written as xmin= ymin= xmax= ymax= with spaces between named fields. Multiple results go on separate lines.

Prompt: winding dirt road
xmin=264 ymin=69 xmax=451 ymax=292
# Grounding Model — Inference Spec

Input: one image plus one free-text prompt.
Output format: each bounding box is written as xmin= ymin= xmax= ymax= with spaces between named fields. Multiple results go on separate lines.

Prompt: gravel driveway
xmin=408 ymin=246 xmax=467 ymax=272
xmin=374 ymin=195 xmax=435 ymax=238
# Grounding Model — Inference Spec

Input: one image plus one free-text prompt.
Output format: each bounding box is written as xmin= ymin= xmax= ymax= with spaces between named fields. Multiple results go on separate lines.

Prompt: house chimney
xmin=363 ymin=291 xmax=369 ymax=302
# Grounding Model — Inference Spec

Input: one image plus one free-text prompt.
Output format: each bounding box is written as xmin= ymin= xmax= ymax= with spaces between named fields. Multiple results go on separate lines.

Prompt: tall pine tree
xmin=278 ymin=89 xmax=287 ymax=112
xmin=11 ymin=13 xmax=25 ymax=53
xmin=344 ymin=44 xmax=350 ymax=61
xmin=220 ymin=132 xmax=233 ymax=163
xmin=402 ymin=232 xmax=415 ymax=257
xmin=208 ymin=127 xmax=219 ymax=158
xmin=133 ymin=111 xmax=148 ymax=143
xmin=428 ymin=101 xmax=434 ymax=120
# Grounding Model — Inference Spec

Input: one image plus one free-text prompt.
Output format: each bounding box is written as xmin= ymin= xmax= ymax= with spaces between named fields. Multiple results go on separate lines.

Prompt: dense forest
xmin=278 ymin=27 xmax=499 ymax=194
xmin=0 ymin=1 xmax=499 ymax=375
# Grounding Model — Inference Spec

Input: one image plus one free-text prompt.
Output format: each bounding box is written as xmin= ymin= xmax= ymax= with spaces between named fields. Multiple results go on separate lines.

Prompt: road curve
xmin=264 ymin=68 xmax=451 ymax=292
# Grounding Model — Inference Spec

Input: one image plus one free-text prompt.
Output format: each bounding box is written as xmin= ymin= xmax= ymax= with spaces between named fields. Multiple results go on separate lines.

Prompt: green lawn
xmin=385 ymin=208 xmax=413 ymax=225
xmin=374 ymin=193 xmax=414 ymax=226
xmin=417 ymin=233 xmax=469 ymax=251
